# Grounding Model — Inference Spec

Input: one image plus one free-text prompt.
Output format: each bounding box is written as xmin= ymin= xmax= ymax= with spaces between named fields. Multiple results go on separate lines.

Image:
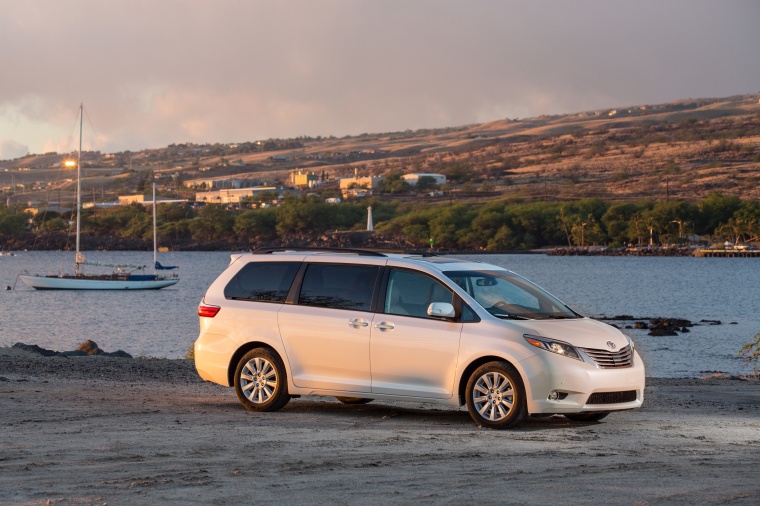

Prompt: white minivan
xmin=195 ymin=248 xmax=644 ymax=429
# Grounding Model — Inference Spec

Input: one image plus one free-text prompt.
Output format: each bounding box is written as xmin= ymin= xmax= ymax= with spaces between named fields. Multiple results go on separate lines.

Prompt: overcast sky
xmin=1 ymin=0 xmax=758 ymax=159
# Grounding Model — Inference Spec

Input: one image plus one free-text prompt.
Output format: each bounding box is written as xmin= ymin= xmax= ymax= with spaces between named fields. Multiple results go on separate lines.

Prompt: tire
xmin=234 ymin=347 xmax=290 ymax=412
xmin=564 ymin=412 xmax=610 ymax=422
xmin=465 ymin=361 xmax=527 ymax=429
xmin=335 ymin=396 xmax=373 ymax=405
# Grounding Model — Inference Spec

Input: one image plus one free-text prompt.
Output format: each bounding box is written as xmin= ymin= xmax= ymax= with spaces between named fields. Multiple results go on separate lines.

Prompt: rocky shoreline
xmin=549 ymin=246 xmax=696 ymax=256
xmin=4 ymin=231 xmax=752 ymax=257
xmin=0 ymin=230 xmax=414 ymax=253
xmin=595 ymin=315 xmax=737 ymax=337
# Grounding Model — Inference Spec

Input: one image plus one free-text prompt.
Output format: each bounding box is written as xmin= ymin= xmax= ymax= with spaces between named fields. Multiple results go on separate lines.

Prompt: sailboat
xmin=18 ymin=104 xmax=179 ymax=290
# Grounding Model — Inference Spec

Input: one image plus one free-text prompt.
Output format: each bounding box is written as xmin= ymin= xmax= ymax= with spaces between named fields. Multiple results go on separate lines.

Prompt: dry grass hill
xmin=3 ymin=93 xmax=759 ymax=206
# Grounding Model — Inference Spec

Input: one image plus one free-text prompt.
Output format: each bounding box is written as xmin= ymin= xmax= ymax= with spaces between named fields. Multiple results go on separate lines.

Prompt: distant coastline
xmin=2 ymin=230 xmax=756 ymax=257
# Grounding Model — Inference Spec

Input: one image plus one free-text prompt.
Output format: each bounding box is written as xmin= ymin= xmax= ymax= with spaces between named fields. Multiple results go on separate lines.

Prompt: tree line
xmin=1 ymin=192 xmax=758 ymax=250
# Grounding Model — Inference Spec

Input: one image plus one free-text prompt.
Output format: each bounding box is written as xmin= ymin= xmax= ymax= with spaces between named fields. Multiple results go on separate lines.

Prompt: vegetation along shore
xmin=1 ymin=192 xmax=759 ymax=253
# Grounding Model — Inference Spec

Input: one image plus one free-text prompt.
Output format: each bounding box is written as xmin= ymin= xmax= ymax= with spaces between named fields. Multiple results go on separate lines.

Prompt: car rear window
xmin=224 ymin=261 xmax=300 ymax=302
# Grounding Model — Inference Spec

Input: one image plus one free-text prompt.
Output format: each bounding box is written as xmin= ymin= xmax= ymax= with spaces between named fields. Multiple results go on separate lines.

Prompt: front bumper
xmin=519 ymin=349 xmax=646 ymax=414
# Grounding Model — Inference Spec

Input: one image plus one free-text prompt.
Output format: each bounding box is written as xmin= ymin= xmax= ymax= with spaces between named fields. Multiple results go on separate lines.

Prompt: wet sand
xmin=1 ymin=347 xmax=759 ymax=505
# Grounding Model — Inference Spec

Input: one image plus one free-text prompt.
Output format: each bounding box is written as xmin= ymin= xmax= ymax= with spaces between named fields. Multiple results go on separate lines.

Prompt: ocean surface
xmin=1 ymin=250 xmax=758 ymax=378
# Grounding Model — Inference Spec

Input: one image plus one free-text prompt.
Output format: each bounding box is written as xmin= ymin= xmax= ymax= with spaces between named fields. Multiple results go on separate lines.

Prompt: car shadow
xmin=268 ymin=397 xmax=605 ymax=431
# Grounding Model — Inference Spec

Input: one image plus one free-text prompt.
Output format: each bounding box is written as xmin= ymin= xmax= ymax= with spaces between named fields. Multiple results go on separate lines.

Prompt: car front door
xmin=370 ymin=267 xmax=463 ymax=399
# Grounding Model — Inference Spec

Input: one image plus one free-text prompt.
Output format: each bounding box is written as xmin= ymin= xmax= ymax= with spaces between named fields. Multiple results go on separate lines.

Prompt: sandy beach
xmin=1 ymin=346 xmax=759 ymax=505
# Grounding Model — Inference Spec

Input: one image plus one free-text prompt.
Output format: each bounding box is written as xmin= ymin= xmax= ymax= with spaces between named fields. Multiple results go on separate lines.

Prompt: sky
xmin=1 ymin=0 xmax=759 ymax=159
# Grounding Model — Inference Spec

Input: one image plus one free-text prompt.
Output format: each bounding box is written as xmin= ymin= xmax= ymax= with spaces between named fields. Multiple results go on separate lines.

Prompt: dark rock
xmin=613 ymin=315 xmax=635 ymax=320
xmin=12 ymin=343 xmax=59 ymax=357
xmin=624 ymin=325 xmax=633 ymax=329
xmin=634 ymin=322 xmax=649 ymax=329
xmin=10 ymin=341 xmax=133 ymax=359
xmin=102 ymin=350 xmax=133 ymax=359
xmin=730 ymin=322 xmax=738 ymax=325
xmin=649 ymin=318 xmax=692 ymax=332
xmin=700 ymin=319 xmax=721 ymax=325
xmin=0 ymin=376 xmax=8 ymax=381
xmin=77 ymin=340 xmax=103 ymax=355
xmin=680 ymin=327 xmax=690 ymax=333
xmin=60 ymin=350 xmax=87 ymax=357
xmin=648 ymin=329 xmax=679 ymax=336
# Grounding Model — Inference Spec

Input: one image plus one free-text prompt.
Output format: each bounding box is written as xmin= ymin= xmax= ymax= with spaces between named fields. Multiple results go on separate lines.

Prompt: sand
xmin=1 ymin=347 xmax=759 ymax=505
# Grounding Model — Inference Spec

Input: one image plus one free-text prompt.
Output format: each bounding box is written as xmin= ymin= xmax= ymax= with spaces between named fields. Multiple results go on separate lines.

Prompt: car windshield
xmin=443 ymin=269 xmax=579 ymax=320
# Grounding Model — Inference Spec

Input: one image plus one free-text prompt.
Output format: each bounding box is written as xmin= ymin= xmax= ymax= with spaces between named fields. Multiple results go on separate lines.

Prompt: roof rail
xmin=251 ymin=246 xmax=388 ymax=257
xmin=403 ymin=249 xmax=440 ymax=257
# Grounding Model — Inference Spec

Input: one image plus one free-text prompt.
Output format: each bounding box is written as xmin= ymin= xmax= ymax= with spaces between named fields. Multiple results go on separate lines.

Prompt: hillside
xmin=2 ymin=93 xmax=759 ymax=207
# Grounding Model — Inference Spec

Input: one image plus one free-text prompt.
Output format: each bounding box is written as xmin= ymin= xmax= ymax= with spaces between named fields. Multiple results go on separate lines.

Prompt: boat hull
xmin=19 ymin=275 xmax=179 ymax=290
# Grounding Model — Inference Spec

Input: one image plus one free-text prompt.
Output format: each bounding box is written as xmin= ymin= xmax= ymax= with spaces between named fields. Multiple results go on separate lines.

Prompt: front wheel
xmin=465 ymin=361 xmax=527 ymax=429
xmin=564 ymin=412 xmax=609 ymax=422
xmin=234 ymin=348 xmax=290 ymax=412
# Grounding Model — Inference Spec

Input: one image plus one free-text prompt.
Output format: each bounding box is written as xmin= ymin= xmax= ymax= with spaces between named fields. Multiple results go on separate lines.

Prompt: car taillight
xmin=198 ymin=304 xmax=221 ymax=318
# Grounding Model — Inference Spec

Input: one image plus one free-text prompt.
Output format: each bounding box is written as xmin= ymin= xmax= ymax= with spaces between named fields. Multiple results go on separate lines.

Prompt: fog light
xmin=548 ymin=390 xmax=560 ymax=401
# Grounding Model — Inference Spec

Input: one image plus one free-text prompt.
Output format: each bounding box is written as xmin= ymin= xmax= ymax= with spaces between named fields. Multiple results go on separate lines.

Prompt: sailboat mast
xmin=75 ymin=103 xmax=83 ymax=275
xmin=153 ymin=182 xmax=157 ymax=271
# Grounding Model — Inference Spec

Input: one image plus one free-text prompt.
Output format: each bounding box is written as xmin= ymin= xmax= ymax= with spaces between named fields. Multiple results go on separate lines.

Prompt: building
xmin=183 ymin=177 xmax=249 ymax=189
xmin=339 ymin=175 xmax=384 ymax=198
xmin=401 ymin=173 xmax=446 ymax=186
xmin=117 ymin=194 xmax=188 ymax=206
xmin=339 ymin=175 xmax=384 ymax=190
xmin=195 ymin=186 xmax=284 ymax=204
xmin=291 ymin=170 xmax=321 ymax=187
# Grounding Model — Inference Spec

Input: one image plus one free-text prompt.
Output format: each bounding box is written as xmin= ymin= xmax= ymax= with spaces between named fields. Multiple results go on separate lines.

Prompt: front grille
xmin=580 ymin=345 xmax=633 ymax=368
xmin=587 ymin=390 xmax=637 ymax=405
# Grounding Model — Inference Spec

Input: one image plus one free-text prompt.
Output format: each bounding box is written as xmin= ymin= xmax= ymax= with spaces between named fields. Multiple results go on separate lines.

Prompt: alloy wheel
xmin=239 ymin=357 xmax=278 ymax=404
xmin=472 ymin=371 xmax=514 ymax=421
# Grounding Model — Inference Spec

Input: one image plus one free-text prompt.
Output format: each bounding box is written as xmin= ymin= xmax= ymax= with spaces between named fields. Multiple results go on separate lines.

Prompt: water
xmin=0 ymin=250 xmax=233 ymax=360
xmin=1 ymin=251 xmax=758 ymax=377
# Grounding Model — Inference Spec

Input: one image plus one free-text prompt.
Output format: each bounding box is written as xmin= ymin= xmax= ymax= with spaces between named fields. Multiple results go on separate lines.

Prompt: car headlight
xmin=524 ymin=334 xmax=582 ymax=361
xmin=624 ymin=334 xmax=635 ymax=351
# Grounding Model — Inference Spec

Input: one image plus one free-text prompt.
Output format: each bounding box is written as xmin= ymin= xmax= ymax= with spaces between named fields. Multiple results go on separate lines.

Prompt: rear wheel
xmin=564 ymin=412 xmax=609 ymax=422
xmin=335 ymin=396 xmax=373 ymax=405
xmin=234 ymin=348 xmax=290 ymax=412
xmin=465 ymin=361 xmax=527 ymax=429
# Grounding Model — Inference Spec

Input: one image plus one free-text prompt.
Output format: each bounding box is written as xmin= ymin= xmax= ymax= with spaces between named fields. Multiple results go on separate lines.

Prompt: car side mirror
xmin=427 ymin=302 xmax=456 ymax=319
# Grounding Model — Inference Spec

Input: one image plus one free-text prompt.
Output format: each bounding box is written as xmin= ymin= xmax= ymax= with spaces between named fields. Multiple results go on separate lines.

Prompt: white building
xmin=195 ymin=186 xmax=283 ymax=204
xmin=183 ymin=177 xmax=247 ymax=189
xmin=118 ymin=194 xmax=188 ymax=206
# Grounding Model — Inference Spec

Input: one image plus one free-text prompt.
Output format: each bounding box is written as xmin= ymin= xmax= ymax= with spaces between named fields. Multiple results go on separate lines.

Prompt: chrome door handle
xmin=348 ymin=319 xmax=369 ymax=328
xmin=374 ymin=322 xmax=395 ymax=330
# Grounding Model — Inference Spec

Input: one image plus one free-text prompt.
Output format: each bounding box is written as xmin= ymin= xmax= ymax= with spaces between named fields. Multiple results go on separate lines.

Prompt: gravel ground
xmin=1 ymin=347 xmax=760 ymax=505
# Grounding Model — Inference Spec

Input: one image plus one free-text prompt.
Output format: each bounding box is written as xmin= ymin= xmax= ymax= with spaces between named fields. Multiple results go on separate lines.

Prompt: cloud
xmin=0 ymin=0 xmax=758 ymax=154
xmin=0 ymin=140 xmax=29 ymax=161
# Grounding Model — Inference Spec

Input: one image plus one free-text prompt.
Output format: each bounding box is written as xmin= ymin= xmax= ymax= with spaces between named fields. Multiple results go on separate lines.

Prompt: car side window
xmin=298 ymin=264 xmax=379 ymax=311
xmin=384 ymin=268 xmax=453 ymax=318
xmin=224 ymin=261 xmax=300 ymax=302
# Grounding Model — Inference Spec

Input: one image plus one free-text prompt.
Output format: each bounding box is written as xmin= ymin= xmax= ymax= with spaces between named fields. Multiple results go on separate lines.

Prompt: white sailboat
xmin=19 ymin=104 xmax=179 ymax=290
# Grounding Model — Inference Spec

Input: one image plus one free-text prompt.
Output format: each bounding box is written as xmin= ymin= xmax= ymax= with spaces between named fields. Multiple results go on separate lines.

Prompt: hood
xmin=515 ymin=318 xmax=629 ymax=350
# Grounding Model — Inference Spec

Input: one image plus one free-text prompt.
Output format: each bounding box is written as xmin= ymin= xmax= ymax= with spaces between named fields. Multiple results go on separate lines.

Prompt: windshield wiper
xmin=492 ymin=313 xmax=530 ymax=320
xmin=534 ymin=314 xmax=576 ymax=320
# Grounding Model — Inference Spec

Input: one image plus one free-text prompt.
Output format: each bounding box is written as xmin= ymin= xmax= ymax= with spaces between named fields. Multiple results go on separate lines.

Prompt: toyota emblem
xmin=607 ymin=341 xmax=616 ymax=350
